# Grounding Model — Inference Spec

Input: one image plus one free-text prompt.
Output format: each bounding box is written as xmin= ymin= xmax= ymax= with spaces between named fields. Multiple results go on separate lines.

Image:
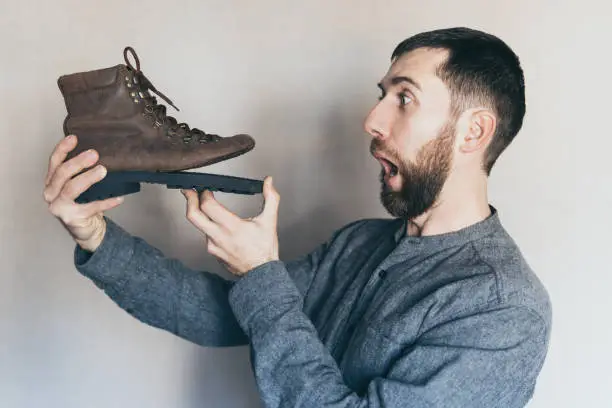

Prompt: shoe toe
xmin=233 ymin=133 xmax=255 ymax=151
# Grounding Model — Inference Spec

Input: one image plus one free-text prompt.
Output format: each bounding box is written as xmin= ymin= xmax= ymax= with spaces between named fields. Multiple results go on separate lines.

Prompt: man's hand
xmin=43 ymin=135 xmax=125 ymax=252
xmin=181 ymin=176 xmax=280 ymax=276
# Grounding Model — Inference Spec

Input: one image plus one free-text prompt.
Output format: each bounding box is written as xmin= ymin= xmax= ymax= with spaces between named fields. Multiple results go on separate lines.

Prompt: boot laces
xmin=123 ymin=47 xmax=221 ymax=144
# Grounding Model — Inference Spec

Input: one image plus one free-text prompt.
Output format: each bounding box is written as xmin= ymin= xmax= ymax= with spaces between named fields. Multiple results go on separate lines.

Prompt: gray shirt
xmin=74 ymin=205 xmax=551 ymax=407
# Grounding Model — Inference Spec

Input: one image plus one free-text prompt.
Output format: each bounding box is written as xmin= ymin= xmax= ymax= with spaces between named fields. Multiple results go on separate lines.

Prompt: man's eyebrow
xmin=378 ymin=76 xmax=422 ymax=92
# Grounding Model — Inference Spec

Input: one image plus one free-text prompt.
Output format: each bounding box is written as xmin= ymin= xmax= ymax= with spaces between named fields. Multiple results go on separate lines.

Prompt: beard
xmin=371 ymin=119 xmax=455 ymax=220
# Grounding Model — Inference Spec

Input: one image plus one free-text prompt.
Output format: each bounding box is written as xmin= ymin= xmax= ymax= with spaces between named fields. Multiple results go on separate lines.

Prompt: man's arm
xmin=228 ymin=261 xmax=550 ymax=408
xmin=74 ymin=216 xmax=331 ymax=348
xmin=74 ymin=216 xmax=248 ymax=347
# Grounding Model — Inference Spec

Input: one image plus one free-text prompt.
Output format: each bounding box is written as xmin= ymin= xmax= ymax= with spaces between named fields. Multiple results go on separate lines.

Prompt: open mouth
xmin=376 ymin=155 xmax=399 ymax=178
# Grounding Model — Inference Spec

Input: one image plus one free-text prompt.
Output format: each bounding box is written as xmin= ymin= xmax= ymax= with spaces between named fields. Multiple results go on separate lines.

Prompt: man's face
xmin=364 ymin=48 xmax=457 ymax=219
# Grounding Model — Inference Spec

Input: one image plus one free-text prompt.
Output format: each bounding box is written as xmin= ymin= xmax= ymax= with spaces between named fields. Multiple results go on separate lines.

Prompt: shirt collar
xmin=392 ymin=205 xmax=502 ymax=251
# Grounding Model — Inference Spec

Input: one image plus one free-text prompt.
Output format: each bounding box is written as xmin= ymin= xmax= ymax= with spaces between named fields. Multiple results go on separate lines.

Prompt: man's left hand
xmin=181 ymin=176 xmax=280 ymax=276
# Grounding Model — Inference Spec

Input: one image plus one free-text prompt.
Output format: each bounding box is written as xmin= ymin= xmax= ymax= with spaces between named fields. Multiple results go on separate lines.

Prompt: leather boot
xmin=57 ymin=46 xmax=255 ymax=172
xmin=56 ymin=47 xmax=262 ymax=203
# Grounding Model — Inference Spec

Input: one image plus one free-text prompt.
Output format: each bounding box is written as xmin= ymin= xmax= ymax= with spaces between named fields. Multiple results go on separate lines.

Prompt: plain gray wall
xmin=1 ymin=0 xmax=610 ymax=407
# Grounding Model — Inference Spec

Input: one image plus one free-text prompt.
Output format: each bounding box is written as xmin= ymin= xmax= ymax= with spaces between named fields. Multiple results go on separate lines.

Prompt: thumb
xmin=260 ymin=176 xmax=280 ymax=222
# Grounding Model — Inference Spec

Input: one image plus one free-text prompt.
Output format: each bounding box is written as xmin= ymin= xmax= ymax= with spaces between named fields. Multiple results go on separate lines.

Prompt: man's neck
xmin=406 ymin=172 xmax=491 ymax=237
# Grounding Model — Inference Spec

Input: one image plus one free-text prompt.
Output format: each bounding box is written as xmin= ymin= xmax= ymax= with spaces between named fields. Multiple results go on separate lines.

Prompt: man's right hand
xmin=43 ymin=135 xmax=125 ymax=252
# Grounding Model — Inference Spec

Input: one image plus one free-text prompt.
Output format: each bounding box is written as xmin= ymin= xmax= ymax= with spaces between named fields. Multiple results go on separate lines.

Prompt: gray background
xmin=1 ymin=0 xmax=610 ymax=407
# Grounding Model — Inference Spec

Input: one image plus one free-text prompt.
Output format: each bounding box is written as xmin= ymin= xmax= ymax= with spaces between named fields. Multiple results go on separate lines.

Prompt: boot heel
xmin=75 ymin=174 xmax=141 ymax=204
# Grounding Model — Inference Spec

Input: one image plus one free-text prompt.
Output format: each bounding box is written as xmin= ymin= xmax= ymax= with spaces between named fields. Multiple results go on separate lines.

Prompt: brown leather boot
xmin=58 ymin=46 xmax=255 ymax=172
xmin=56 ymin=47 xmax=262 ymax=203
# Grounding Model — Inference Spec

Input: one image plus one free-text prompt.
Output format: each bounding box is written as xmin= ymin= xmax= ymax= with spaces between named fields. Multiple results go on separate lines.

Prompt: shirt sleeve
xmin=74 ymin=216 xmax=248 ymax=347
xmin=73 ymin=216 xmax=333 ymax=348
xmin=228 ymin=260 xmax=550 ymax=408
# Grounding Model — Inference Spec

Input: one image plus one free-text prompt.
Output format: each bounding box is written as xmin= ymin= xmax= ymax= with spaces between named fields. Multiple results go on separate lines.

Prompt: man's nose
xmin=363 ymin=104 xmax=389 ymax=140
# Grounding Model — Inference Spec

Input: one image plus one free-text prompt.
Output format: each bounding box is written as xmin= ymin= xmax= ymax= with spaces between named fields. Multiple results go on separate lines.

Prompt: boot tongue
xmin=135 ymin=80 xmax=153 ymax=100
xmin=137 ymin=73 xmax=180 ymax=111
xmin=123 ymin=46 xmax=217 ymax=143
xmin=134 ymin=75 xmax=192 ymax=139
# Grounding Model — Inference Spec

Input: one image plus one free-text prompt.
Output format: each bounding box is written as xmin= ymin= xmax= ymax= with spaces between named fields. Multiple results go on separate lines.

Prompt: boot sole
xmin=75 ymin=170 xmax=263 ymax=204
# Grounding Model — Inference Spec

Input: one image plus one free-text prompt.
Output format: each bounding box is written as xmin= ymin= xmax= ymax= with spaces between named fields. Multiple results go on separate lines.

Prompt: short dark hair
xmin=392 ymin=27 xmax=526 ymax=175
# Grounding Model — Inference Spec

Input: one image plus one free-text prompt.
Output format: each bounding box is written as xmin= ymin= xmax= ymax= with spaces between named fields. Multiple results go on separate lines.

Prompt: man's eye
xmin=399 ymin=93 xmax=413 ymax=106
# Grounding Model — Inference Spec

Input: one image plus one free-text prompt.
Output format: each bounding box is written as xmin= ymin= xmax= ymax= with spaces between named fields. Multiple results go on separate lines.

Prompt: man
xmin=43 ymin=27 xmax=551 ymax=407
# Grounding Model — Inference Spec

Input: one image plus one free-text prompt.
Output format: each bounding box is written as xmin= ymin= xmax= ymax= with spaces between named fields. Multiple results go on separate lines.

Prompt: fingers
xmin=45 ymin=164 xmax=124 ymax=225
xmin=206 ymin=236 xmax=224 ymax=258
xmin=48 ymin=193 xmax=123 ymax=226
xmin=43 ymin=148 xmax=100 ymax=203
xmin=46 ymin=135 xmax=77 ymax=186
xmin=258 ymin=176 xmax=280 ymax=223
xmin=78 ymin=195 xmax=125 ymax=218
xmin=182 ymin=189 xmax=222 ymax=237
xmin=199 ymin=190 xmax=241 ymax=228
xmin=59 ymin=164 xmax=108 ymax=202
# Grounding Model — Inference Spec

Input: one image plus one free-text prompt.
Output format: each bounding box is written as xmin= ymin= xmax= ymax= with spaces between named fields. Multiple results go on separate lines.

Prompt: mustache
xmin=369 ymin=138 xmax=383 ymax=155
xmin=369 ymin=139 xmax=403 ymax=165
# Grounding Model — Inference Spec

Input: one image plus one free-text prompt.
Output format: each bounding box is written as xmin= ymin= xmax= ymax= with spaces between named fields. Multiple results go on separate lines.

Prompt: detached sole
xmin=76 ymin=170 xmax=264 ymax=204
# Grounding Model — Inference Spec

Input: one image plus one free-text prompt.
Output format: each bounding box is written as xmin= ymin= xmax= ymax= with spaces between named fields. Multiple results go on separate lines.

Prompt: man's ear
xmin=458 ymin=109 xmax=496 ymax=154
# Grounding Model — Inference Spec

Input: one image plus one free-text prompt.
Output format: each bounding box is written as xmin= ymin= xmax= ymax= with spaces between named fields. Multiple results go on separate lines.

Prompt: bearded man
xmin=44 ymin=27 xmax=551 ymax=408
